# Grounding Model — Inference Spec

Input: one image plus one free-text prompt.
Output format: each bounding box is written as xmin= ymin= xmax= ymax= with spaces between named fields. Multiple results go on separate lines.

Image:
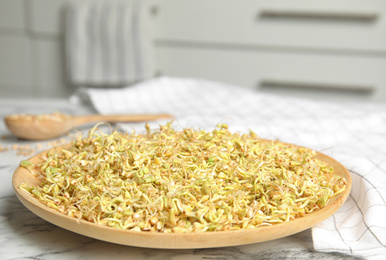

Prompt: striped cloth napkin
xmin=85 ymin=77 xmax=386 ymax=259
xmin=65 ymin=0 xmax=154 ymax=87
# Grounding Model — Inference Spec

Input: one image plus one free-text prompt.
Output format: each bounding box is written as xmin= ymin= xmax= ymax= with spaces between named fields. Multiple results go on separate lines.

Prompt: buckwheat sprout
xmin=20 ymin=123 xmax=346 ymax=233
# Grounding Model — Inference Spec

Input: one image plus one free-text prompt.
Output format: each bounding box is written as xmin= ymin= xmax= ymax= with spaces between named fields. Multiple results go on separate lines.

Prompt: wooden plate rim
xmin=12 ymin=140 xmax=352 ymax=249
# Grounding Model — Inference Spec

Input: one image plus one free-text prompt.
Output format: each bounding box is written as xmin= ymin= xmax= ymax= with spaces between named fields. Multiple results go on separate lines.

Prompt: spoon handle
xmin=73 ymin=114 xmax=174 ymax=125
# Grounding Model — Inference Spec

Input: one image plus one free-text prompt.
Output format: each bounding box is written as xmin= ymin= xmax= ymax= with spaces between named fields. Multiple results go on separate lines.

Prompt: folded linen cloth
xmin=85 ymin=77 xmax=386 ymax=259
xmin=65 ymin=0 xmax=154 ymax=87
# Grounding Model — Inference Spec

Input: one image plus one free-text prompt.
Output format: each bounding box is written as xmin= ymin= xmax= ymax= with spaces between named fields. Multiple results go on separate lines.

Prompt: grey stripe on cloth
xmin=65 ymin=0 xmax=154 ymax=87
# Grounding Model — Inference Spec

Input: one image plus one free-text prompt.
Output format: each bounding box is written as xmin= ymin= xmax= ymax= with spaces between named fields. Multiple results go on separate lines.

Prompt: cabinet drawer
xmin=153 ymin=0 xmax=386 ymax=52
xmin=155 ymin=46 xmax=386 ymax=101
xmin=0 ymin=0 xmax=25 ymax=31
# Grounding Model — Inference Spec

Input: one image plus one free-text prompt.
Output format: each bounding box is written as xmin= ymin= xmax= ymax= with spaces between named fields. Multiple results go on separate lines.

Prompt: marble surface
xmin=0 ymin=98 xmax=358 ymax=260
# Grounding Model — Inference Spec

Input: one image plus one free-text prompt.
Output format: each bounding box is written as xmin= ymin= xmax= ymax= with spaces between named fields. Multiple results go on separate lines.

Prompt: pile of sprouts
xmin=20 ymin=123 xmax=347 ymax=233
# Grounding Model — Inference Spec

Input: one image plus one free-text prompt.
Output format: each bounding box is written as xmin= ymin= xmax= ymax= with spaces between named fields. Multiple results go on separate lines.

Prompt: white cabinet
xmin=0 ymin=0 xmax=25 ymax=31
xmin=154 ymin=0 xmax=386 ymax=52
xmin=0 ymin=35 xmax=34 ymax=96
xmin=1 ymin=0 xmax=386 ymax=101
xmin=152 ymin=0 xmax=386 ymax=102
xmin=156 ymin=46 xmax=386 ymax=102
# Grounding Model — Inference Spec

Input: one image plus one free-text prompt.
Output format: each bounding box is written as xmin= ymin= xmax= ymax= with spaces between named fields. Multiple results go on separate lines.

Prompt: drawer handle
xmin=259 ymin=79 xmax=374 ymax=92
xmin=260 ymin=9 xmax=378 ymax=21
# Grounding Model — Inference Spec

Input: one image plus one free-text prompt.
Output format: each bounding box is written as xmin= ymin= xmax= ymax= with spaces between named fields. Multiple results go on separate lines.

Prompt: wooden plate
xmin=12 ymin=143 xmax=351 ymax=249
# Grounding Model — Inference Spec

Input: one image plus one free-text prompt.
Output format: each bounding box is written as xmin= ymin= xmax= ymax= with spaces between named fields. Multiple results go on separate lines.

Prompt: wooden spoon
xmin=4 ymin=112 xmax=174 ymax=140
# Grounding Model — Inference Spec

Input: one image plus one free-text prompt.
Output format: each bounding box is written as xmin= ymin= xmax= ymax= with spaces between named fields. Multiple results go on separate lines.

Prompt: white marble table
xmin=0 ymin=98 xmax=357 ymax=259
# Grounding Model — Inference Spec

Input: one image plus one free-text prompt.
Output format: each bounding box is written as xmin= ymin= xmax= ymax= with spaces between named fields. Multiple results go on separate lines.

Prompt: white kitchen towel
xmin=65 ymin=0 xmax=154 ymax=87
xmin=85 ymin=77 xmax=386 ymax=259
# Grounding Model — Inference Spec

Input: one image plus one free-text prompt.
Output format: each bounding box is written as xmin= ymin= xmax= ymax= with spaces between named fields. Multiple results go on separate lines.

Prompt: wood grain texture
xmin=12 ymin=141 xmax=351 ymax=249
xmin=4 ymin=113 xmax=173 ymax=140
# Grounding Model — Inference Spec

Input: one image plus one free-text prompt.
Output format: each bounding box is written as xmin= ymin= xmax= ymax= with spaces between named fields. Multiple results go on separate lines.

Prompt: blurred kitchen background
xmin=1 ymin=0 xmax=386 ymax=102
